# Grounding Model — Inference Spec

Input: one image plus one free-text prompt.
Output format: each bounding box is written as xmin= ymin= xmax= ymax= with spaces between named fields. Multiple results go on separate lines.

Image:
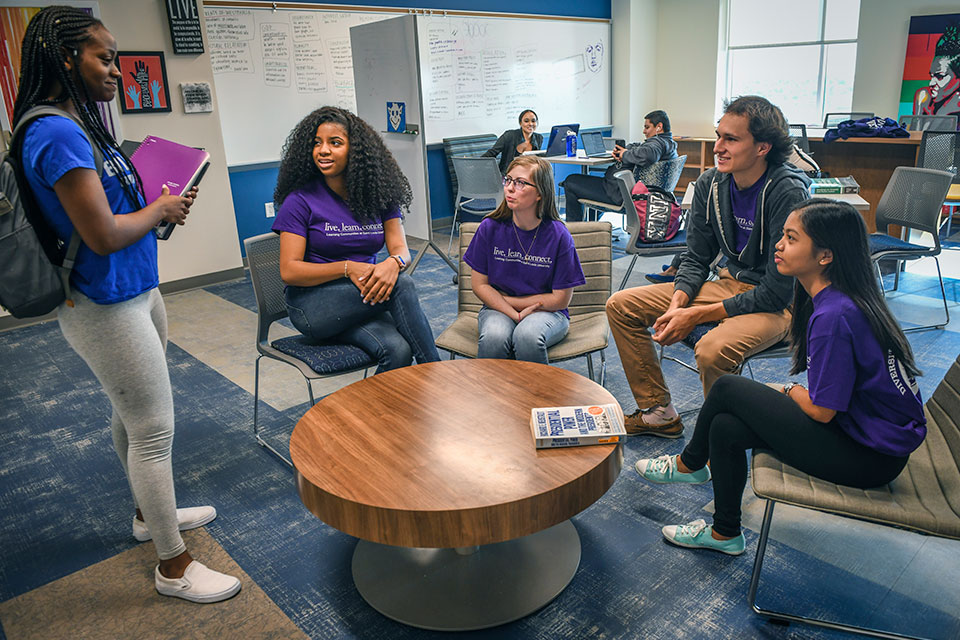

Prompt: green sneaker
xmin=661 ymin=519 xmax=745 ymax=556
xmin=635 ymin=455 xmax=711 ymax=484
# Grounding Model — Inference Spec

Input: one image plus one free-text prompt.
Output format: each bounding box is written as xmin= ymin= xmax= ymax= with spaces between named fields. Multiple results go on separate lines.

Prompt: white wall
xmin=100 ymin=0 xmax=242 ymax=283
xmin=655 ymin=0 xmax=721 ymax=137
xmin=852 ymin=0 xmax=960 ymax=118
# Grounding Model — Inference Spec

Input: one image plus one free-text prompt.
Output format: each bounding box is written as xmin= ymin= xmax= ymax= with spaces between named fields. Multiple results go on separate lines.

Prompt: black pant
xmin=680 ymin=375 xmax=909 ymax=537
xmin=562 ymin=174 xmax=616 ymax=222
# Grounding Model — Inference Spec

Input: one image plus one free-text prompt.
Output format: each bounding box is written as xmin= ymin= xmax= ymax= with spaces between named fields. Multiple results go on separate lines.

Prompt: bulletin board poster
xmin=0 ymin=1 xmax=118 ymax=137
xmin=899 ymin=13 xmax=960 ymax=127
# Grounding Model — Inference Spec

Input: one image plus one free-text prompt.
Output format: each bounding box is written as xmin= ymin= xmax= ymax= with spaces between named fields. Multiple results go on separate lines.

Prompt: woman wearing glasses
xmin=483 ymin=109 xmax=542 ymax=175
xmin=463 ymin=156 xmax=585 ymax=363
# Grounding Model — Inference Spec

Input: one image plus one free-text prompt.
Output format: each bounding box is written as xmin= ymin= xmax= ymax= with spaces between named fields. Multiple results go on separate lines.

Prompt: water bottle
xmin=565 ymin=131 xmax=577 ymax=157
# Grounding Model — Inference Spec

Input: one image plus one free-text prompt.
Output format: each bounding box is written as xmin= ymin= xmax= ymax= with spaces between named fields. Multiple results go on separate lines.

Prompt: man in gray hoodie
xmin=562 ymin=110 xmax=677 ymax=222
xmin=606 ymin=96 xmax=810 ymax=436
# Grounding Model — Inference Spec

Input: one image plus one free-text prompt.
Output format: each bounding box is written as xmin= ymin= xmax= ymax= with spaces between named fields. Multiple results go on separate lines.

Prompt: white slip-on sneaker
xmin=155 ymin=561 xmax=241 ymax=603
xmin=133 ymin=506 xmax=217 ymax=542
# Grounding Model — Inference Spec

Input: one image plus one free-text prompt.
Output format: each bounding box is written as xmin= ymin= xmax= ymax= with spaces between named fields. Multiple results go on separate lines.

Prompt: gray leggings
xmin=58 ymin=288 xmax=185 ymax=560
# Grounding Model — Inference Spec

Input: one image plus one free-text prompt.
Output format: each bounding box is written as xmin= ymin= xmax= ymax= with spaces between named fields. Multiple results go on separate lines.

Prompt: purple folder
xmin=130 ymin=135 xmax=210 ymax=240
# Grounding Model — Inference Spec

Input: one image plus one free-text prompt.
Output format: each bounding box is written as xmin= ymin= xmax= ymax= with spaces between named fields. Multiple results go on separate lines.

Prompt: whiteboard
xmin=418 ymin=15 xmax=610 ymax=144
xmin=204 ymin=6 xmax=611 ymax=165
xmin=204 ymin=7 xmax=397 ymax=166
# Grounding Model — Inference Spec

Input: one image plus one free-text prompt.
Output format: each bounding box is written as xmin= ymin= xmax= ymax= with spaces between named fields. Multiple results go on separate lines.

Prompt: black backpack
xmin=0 ymin=106 xmax=103 ymax=318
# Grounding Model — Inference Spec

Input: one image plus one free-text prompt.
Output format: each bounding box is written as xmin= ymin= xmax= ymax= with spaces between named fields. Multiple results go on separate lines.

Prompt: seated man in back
xmin=562 ymin=110 xmax=677 ymax=222
xmin=606 ymin=95 xmax=811 ymax=436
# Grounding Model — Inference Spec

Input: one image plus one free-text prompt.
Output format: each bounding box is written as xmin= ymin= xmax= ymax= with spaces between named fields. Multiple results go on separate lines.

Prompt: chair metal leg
xmin=446 ymin=207 xmax=460 ymax=257
xmin=586 ymin=353 xmax=594 ymax=382
xmin=748 ymin=499 xmax=928 ymax=640
xmin=599 ymin=349 xmax=606 ymax=387
xmin=252 ymin=354 xmax=293 ymax=468
xmin=902 ymin=256 xmax=950 ymax=333
xmin=619 ymin=255 xmax=639 ymax=291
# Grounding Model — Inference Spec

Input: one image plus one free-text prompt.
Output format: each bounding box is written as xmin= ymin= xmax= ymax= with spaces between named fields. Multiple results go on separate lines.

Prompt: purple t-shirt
xmin=271 ymin=180 xmax=401 ymax=263
xmin=463 ymin=217 xmax=586 ymax=317
xmin=806 ymin=286 xmax=926 ymax=457
xmin=729 ymin=170 xmax=767 ymax=253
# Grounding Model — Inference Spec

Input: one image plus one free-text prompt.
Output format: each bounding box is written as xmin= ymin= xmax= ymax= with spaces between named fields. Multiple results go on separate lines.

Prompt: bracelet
xmin=391 ymin=254 xmax=406 ymax=271
xmin=344 ymin=260 xmax=349 ymax=278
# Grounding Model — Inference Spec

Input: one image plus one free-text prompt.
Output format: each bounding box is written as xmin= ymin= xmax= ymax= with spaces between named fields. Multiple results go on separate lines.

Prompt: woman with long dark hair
xmin=272 ymin=106 xmax=439 ymax=371
xmin=463 ymin=155 xmax=585 ymax=363
xmin=634 ymin=199 xmax=925 ymax=555
xmin=15 ymin=6 xmax=239 ymax=601
xmin=483 ymin=109 xmax=542 ymax=175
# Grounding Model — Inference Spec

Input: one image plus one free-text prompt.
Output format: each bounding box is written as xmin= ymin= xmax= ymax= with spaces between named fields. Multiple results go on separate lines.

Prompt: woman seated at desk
xmin=483 ymin=109 xmax=543 ymax=175
xmin=272 ymin=106 xmax=440 ymax=373
xmin=464 ymin=156 xmax=585 ymax=364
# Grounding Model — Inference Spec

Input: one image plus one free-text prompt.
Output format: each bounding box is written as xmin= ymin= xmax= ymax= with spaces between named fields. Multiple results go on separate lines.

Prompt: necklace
xmin=513 ymin=219 xmax=540 ymax=259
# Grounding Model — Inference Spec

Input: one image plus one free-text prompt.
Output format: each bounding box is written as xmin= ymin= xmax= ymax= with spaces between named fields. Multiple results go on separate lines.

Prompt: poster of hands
xmin=117 ymin=52 xmax=172 ymax=113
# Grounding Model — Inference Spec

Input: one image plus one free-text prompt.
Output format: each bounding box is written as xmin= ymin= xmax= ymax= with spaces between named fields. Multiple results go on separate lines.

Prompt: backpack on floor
xmin=630 ymin=181 xmax=682 ymax=243
xmin=0 ymin=107 xmax=102 ymax=319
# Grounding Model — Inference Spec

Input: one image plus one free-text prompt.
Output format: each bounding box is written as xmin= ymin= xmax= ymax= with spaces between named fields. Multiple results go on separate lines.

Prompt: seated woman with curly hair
xmin=272 ymin=106 xmax=440 ymax=372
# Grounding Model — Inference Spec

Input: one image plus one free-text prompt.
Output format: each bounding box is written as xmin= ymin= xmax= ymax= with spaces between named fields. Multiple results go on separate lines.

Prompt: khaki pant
xmin=605 ymin=270 xmax=791 ymax=408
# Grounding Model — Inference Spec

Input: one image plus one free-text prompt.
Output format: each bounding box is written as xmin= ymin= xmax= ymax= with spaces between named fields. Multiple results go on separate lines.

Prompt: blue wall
xmin=227 ymin=0 xmax=612 ymax=253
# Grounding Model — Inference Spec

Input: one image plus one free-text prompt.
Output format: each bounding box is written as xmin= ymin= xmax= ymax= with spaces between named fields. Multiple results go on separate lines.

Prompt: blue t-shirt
xmin=463 ymin=217 xmax=585 ymax=318
xmin=271 ymin=179 xmax=401 ymax=264
xmin=806 ymin=286 xmax=926 ymax=457
xmin=729 ymin=170 xmax=767 ymax=253
xmin=22 ymin=116 xmax=154 ymax=304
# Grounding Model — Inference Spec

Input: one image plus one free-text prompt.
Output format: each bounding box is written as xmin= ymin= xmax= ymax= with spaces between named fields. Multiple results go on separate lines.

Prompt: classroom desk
xmin=544 ymin=151 xmax=614 ymax=174
xmin=680 ymin=185 xmax=870 ymax=211
xmin=290 ymin=359 xmax=622 ymax=631
xmin=806 ymin=129 xmax=921 ymax=232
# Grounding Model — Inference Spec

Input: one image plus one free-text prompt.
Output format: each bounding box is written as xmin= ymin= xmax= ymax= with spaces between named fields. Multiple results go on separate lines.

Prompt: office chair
xmin=822 ymin=112 xmax=874 ymax=128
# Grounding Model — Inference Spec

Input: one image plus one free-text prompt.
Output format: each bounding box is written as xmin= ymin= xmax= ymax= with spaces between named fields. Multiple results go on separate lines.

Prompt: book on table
xmin=128 ymin=135 xmax=211 ymax=240
xmin=530 ymin=403 xmax=625 ymax=449
xmin=810 ymin=176 xmax=860 ymax=194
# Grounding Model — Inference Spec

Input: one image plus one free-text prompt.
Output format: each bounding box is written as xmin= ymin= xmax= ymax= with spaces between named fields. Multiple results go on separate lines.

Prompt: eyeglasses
xmin=502 ymin=176 xmax=535 ymax=191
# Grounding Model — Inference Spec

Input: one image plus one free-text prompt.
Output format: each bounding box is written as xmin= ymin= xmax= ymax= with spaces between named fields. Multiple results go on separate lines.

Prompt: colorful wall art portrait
xmin=117 ymin=51 xmax=171 ymax=113
xmin=900 ymin=13 xmax=960 ymax=128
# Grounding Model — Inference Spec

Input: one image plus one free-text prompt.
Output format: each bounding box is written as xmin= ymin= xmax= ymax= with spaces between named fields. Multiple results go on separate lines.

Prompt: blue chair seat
xmin=680 ymin=321 xmax=718 ymax=349
xmin=271 ymin=336 xmax=375 ymax=374
xmin=868 ymin=233 xmax=933 ymax=256
xmin=634 ymin=229 xmax=687 ymax=250
xmin=460 ymin=197 xmax=498 ymax=214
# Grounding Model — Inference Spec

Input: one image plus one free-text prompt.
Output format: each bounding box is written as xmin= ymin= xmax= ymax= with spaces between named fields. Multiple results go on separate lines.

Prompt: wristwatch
xmin=782 ymin=382 xmax=799 ymax=396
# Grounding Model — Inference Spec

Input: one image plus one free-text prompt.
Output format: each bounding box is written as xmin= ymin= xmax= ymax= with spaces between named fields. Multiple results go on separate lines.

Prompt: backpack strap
xmin=12 ymin=106 xmax=105 ymax=307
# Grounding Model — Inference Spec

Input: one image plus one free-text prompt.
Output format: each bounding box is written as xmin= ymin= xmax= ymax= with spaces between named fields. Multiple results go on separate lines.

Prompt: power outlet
xmin=265 ymin=202 xmax=275 ymax=218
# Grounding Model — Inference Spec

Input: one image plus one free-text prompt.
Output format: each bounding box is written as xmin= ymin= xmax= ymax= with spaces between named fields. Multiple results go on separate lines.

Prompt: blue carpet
xmin=2 ymin=252 xmax=959 ymax=639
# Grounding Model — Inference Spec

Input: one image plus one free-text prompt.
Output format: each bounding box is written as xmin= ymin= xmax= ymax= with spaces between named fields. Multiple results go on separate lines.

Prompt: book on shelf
xmin=810 ymin=176 xmax=860 ymax=194
xmin=128 ymin=135 xmax=211 ymax=240
xmin=530 ymin=403 xmax=625 ymax=449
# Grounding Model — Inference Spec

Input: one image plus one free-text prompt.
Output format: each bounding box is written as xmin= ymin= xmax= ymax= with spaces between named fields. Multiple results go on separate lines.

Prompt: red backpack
xmin=630 ymin=181 xmax=682 ymax=243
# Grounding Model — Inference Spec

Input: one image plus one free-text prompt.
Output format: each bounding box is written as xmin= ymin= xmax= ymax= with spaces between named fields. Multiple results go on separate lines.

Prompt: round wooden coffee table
xmin=290 ymin=359 xmax=623 ymax=631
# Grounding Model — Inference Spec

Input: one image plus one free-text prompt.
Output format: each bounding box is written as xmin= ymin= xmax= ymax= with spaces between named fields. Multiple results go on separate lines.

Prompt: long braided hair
xmin=13 ymin=6 xmax=143 ymax=208
xmin=274 ymin=106 xmax=412 ymax=224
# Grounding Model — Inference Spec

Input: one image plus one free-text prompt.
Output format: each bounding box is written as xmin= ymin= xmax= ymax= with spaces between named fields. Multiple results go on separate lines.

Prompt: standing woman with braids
xmin=272 ymin=106 xmax=439 ymax=371
xmin=15 ymin=7 xmax=240 ymax=602
xmin=634 ymin=199 xmax=926 ymax=556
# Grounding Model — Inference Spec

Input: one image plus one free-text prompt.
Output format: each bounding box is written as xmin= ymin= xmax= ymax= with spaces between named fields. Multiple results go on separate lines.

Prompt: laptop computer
xmin=581 ymin=131 xmax=612 ymax=158
xmin=544 ymin=124 xmax=580 ymax=156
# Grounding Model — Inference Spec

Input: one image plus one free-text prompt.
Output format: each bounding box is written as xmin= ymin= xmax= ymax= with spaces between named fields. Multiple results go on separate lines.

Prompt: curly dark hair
xmin=723 ymin=95 xmax=793 ymax=166
xmin=934 ymin=22 xmax=960 ymax=76
xmin=274 ymin=106 xmax=412 ymax=224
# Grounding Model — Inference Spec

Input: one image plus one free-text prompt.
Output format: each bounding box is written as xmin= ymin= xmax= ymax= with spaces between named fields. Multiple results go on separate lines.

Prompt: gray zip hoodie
xmin=675 ymin=162 xmax=811 ymax=316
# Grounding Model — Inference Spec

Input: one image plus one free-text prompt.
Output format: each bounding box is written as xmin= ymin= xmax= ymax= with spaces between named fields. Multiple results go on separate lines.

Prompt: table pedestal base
xmin=352 ymin=520 xmax=581 ymax=631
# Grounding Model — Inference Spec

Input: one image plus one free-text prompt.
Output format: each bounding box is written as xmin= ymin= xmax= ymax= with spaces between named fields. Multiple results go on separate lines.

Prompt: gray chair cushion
xmin=752 ymin=353 xmax=960 ymax=540
xmin=434 ymin=311 xmax=609 ymax=363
